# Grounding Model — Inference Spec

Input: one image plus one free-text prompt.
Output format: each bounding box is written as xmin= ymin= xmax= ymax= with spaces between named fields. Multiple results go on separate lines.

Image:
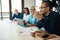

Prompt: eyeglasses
xmin=30 ymin=9 xmax=35 ymax=10
xmin=39 ymin=6 xmax=47 ymax=9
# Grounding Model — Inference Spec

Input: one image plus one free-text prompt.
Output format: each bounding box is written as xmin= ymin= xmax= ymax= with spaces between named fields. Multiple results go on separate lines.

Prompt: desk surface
xmin=0 ymin=21 xmax=38 ymax=40
xmin=0 ymin=20 xmax=60 ymax=40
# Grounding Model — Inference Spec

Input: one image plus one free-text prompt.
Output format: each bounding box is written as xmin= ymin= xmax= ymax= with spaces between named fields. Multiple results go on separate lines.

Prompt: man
xmin=12 ymin=9 xmax=23 ymax=21
xmin=37 ymin=1 xmax=60 ymax=36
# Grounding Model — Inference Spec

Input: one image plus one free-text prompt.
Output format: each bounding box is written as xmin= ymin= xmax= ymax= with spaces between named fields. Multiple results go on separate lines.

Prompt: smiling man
xmin=36 ymin=1 xmax=60 ymax=36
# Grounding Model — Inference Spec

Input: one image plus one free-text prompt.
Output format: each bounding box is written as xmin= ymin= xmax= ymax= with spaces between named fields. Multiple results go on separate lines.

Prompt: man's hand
xmin=36 ymin=13 xmax=43 ymax=21
xmin=14 ymin=19 xmax=17 ymax=22
xmin=28 ymin=24 xmax=36 ymax=27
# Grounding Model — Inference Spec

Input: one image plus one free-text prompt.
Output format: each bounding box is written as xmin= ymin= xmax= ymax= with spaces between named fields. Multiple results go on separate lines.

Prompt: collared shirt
xmin=28 ymin=14 xmax=37 ymax=24
xmin=12 ymin=13 xmax=23 ymax=20
xmin=37 ymin=11 xmax=60 ymax=35
xmin=23 ymin=14 xmax=30 ymax=22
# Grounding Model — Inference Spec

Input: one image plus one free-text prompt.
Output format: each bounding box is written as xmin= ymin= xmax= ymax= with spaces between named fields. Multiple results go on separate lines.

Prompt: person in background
xmin=36 ymin=1 xmax=60 ymax=36
xmin=27 ymin=6 xmax=37 ymax=26
xmin=23 ymin=7 xmax=30 ymax=25
xmin=12 ymin=9 xmax=23 ymax=21
xmin=36 ymin=13 xmax=43 ymax=22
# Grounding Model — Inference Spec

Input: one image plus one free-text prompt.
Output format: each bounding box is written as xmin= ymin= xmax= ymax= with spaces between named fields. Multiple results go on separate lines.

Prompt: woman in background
xmin=23 ymin=7 xmax=30 ymax=25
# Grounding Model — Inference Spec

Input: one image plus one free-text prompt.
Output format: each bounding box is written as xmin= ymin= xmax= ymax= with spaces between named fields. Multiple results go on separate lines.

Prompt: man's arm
xmin=36 ymin=20 xmax=43 ymax=29
xmin=19 ymin=13 xmax=23 ymax=19
xmin=12 ymin=14 xmax=16 ymax=21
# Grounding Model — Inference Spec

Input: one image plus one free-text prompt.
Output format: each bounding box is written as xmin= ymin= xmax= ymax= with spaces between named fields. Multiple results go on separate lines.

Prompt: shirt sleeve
xmin=19 ymin=13 xmax=23 ymax=19
xmin=12 ymin=14 xmax=16 ymax=20
xmin=23 ymin=14 xmax=25 ymax=20
xmin=26 ymin=15 xmax=30 ymax=22
xmin=27 ymin=15 xmax=30 ymax=23
xmin=36 ymin=20 xmax=43 ymax=29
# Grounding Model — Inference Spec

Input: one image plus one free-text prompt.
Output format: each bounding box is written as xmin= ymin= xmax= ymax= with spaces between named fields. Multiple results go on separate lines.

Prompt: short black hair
xmin=24 ymin=7 xmax=30 ymax=14
xmin=42 ymin=1 xmax=53 ymax=9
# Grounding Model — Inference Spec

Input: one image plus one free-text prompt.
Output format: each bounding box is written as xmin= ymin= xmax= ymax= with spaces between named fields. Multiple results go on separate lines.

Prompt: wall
xmin=24 ymin=0 xmax=35 ymax=9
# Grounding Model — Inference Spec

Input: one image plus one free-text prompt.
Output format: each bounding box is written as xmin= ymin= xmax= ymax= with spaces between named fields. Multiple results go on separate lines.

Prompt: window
xmin=0 ymin=0 xmax=9 ymax=21
xmin=0 ymin=0 xmax=22 ymax=21
xmin=0 ymin=0 xmax=2 ymax=20
xmin=11 ymin=0 xmax=22 ymax=13
xmin=1 ymin=0 xmax=9 ymax=18
xmin=36 ymin=0 xmax=42 ymax=12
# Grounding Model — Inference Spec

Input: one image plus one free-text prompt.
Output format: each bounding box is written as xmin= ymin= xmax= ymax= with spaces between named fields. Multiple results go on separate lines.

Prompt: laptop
xmin=17 ymin=19 xmax=24 ymax=27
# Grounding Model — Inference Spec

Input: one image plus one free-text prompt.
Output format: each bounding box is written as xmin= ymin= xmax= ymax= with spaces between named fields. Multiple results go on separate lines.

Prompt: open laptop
xmin=17 ymin=19 xmax=24 ymax=27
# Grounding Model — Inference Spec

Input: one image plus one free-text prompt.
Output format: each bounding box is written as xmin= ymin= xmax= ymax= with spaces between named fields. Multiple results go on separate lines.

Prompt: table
xmin=0 ymin=21 xmax=38 ymax=40
xmin=0 ymin=20 xmax=60 ymax=40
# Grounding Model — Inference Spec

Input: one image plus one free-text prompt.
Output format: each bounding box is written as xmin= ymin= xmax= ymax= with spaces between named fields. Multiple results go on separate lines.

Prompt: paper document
xmin=19 ymin=27 xmax=39 ymax=35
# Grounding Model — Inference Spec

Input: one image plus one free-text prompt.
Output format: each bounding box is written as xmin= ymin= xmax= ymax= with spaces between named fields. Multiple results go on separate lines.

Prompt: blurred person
xmin=23 ymin=7 xmax=30 ymax=25
xmin=12 ymin=9 xmax=23 ymax=21
xmin=27 ymin=6 xmax=38 ymax=26
xmin=36 ymin=1 xmax=60 ymax=36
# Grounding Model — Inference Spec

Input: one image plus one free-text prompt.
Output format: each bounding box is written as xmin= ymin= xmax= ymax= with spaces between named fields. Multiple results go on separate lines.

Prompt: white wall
xmin=24 ymin=0 xmax=42 ymax=12
xmin=0 ymin=6 xmax=1 ymax=12
xmin=24 ymin=0 xmax=35 ymax=9
xmin=36 ymin=0 xmax=42 ymax=12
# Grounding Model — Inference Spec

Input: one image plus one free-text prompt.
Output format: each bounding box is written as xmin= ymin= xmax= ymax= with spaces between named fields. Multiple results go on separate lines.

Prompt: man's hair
xmin=42 ymin=1 xmax=53 ymax=9
xmin=15 ymin=9 xmax=18 ymax=11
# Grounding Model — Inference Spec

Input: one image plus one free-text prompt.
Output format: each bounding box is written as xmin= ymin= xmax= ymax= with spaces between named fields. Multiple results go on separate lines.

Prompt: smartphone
xmin=42 ymin=34 xmax=49 ymax=38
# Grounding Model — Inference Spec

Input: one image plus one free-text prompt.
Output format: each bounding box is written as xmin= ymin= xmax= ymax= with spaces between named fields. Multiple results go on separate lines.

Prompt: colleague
xmin=12 ymin=9 xmax=23 ymax=21
xmin=28 ymin=6 xmax=37 ymax=25
xmin=36 ymin=1 xmax=60 ymax=36
xmin=23 ymin=7 xmax=30 ymax=23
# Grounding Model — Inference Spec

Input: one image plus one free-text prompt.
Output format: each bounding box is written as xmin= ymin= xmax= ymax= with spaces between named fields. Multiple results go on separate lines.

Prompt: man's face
xmin=15 ymin=10 xmax=18 ymax=15
xmin=40 ymin=2 xmax=48 ymax=14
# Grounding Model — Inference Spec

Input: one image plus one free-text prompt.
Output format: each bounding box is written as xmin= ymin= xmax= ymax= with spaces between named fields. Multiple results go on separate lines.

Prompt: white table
xmin=0 ymin=20 xmax=60 ymax=40
xmin=0 ymin=21 xmax=38 ymax=40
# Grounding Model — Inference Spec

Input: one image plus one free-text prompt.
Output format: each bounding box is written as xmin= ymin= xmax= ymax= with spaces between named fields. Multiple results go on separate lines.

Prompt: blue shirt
xmin=12 ymin=13 xmax=23 ymax=20
xmin=37 ymin=11 xmax=60 ymax=35
xmin=28 ymin=14 xmax=37 ymax=24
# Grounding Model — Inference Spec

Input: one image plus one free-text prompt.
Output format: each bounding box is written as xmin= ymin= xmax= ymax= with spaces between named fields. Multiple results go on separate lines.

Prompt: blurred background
xmin=0 ymin=0 xmax=60 ymax=21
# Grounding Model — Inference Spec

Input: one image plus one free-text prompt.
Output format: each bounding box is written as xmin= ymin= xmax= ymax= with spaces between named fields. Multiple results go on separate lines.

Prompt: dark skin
xmin=40 ymin=2 xmax=51 ymax=16
xmin=32 ymin=2 xmax=57 ymax=38
xmin=36 ymin=2 xmax=51 ymax=22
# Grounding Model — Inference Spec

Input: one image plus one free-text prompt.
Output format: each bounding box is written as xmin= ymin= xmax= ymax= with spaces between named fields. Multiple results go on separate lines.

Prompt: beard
xmin=39 ymin=10 xmax=46 ymax=15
